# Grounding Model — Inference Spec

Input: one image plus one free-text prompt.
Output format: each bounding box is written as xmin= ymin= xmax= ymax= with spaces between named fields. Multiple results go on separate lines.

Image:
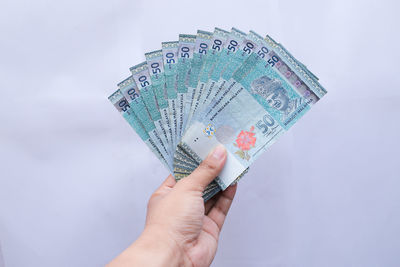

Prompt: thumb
xmin=178 ymin=145 xmax=227 ymax=192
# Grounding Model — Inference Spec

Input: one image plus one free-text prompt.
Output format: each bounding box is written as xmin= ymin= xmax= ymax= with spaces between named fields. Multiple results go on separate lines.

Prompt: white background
xmin=1 ymin=0 xmax=399 ymax=266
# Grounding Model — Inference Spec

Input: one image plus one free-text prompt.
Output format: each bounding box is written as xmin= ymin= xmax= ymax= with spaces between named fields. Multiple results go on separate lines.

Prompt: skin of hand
xmin=107 ymin=145 xmax=237 ymax=267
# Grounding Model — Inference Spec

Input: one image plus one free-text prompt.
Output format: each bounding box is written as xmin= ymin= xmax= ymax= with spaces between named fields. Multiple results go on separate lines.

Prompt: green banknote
xmin=162 ymin=41 xmax=179 ymax=150
xmin=184 ymin=30 xmax=213 ymax=128
xmin=188 ymin=27 xmax=247 ymax=131
xmin=118 ymin=76 xmax=172 ymax=169
xmin=108 ymin=26 xmax=327 ymax=200
xmin=193 ymin=30 xmax=265 ymax=124
xmin=180 ymin=36 xmax=326 ymax=189
xmin=176 ymin=34 xmax=196 ymax=139
xmin=108 ymin=89 xmax=170 ymax=170
xmin=130 ymin=62 xmax=173 ymax=157
xmin=194 ymin=27 xmax=230 ymax=111
xmin=145 ymin=50 xmax=174 ymax=154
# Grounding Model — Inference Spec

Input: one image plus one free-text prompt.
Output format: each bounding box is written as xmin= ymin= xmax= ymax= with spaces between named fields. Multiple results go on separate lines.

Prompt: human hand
xmin=107 ymin=145 xmax=237 ymax=267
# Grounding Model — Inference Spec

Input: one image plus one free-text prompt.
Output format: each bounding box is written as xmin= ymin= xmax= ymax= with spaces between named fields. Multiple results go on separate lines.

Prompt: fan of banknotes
xmin=108 ymin=27 xmax=327 ymax=201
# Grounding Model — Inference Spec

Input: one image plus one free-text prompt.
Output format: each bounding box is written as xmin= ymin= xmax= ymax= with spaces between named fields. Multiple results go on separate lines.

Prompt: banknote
xmin=176 ymin=34 xmax=196 ymax=139
xmin=199 ymin=31 xmax=288 ymax=117
xmin=184 ymin=30 xmax=213 ymax=127
xmin=194 ymin=30 xmax=264 ymax=123
xmin=266 ymin=35 xmax=321 ymax=83
xmin=194 ymin=28 xmax=230 ymax=111
xmin=190 ymin=28 xmax=247 ymax=129
xmin=108 ymin=26 xmax=327 ymax=199
xmin=173 ymin=157 xmax=198 ymax=172
xmin=173 ymin=143 xmax=223 ymax=201
xmin=200 ymin=31 xmax=316 ymax=125
xmin=130 ymin=62 xmax=173 ymax=157
xmin=174 ymin=141 xmax=250 ymax=200
xmin=118 ymin=76 xmax=172 ymax=168
xmin=180 ymin=41 xmax=327 ymax=189
xmin=145 ymin=50 xmax=174 ymax=154
xmin=108 ymin=89 xmax=170 ymax=170
xmin=162 ymin=41 xmax=179 ymax=150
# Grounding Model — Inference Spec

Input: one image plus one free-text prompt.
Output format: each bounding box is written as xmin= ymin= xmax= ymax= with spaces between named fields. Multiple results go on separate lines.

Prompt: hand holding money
xmin=109 ymin=27 xmax=326 ymax=200
xmin=107 ymin=145 xmax=237 ymax=267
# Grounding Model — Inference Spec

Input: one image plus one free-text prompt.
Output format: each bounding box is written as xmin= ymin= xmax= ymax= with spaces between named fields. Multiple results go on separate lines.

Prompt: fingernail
xmin=211 ymin=145 xmax=226 ymax=161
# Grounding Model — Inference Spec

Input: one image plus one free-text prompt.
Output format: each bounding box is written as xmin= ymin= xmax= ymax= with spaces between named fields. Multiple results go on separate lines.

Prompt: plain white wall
xmin=1 ymin=0 xmax=399 ymax=266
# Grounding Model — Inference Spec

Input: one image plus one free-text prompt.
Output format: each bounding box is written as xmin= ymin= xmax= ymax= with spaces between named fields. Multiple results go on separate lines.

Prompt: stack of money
xmin=108 ymin=27 xmax=327 ymax=201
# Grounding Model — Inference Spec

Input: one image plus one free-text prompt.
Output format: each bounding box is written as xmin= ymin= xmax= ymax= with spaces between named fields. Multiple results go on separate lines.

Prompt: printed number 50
xmin=181 ymin=46 xmax=190 ymax=58
xmin=256 ymin=114 xmax=275 ymax=134
xmin=267 ymin=56 xmax=279 ymax=67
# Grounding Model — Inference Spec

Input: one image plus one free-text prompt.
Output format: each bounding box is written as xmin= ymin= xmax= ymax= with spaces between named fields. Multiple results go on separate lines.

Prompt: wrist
xmin=124 ymin=225 xmax=190 ymax=267
xmin=139 ymin=225 xmax=184 ymax=266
